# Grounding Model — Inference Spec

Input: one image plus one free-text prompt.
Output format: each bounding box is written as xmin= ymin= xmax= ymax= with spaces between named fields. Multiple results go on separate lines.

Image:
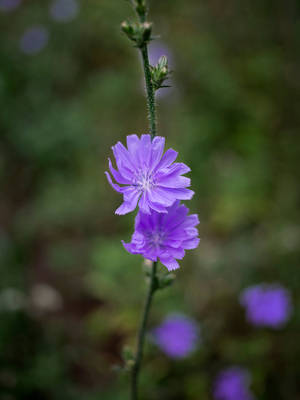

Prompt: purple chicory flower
xmin=0 ymin=0 xmax=21 ymax=11
xmin=240 ymin=283 xmax=292 ymax=328
xmin=152 ymin=314 xmax=199 ymax=358
xmin=122 ymin=200 xmax=199 ymax=270
xmin=19 ymin=26 xmax=49 ymax=55
xmin=213 ymin=367 xmax=255 ymax=400
xmin=105 ymin=134 xmax=194 ymax=215
xmin=49 ymin=0 xmax=79 ymax=23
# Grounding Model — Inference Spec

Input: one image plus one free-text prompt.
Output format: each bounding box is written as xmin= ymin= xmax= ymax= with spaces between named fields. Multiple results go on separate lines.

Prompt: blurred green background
xmin=1 ymin=0 xmax=300 ymax=399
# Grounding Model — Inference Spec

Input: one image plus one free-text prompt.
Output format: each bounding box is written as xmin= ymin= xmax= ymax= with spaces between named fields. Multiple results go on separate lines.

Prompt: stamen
xmin=135 ymin=170 xmax=155 ymax=191
xmin=148 ymin=230 xmax=165 ymax=248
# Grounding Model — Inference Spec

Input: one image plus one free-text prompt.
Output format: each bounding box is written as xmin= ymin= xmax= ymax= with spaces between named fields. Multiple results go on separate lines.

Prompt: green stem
xmin=131 ymin=261 xmax=157 ymax=400
xmin=130 ymin=3 xmax=158 ymax=399
xmin=137 ymin=3 xmax=156 ymax=139
xmin=140 ymin=44 xmax=157 ymax=139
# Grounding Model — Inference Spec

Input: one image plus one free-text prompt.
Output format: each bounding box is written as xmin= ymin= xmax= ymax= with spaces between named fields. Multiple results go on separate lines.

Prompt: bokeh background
xmin=1 ymin=0 xmax=300 ymax=399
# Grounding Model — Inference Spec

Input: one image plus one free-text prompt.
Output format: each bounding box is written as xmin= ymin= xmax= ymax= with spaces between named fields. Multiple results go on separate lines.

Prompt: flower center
xmin=148 ymin=230 xmax=166 ymax=248
xmin=135 ymin=170 xmax=155 ymax=192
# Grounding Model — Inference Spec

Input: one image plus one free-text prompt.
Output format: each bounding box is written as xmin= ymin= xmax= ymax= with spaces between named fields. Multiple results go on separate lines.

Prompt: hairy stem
xmin=130 ymin=3 xmax=158 ymax=399
xmin=131 ymin=261 xmax=157 ymax=400
xmin=137 ymin=3 xmax=157 ymax=139
xmin=140 ymin=44 xmax=157 ymax=138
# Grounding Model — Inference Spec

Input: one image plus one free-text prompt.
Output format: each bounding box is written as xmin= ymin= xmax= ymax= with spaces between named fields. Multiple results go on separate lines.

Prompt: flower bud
xmin=121 ymin=21 xmax=134 ymax=37
xmin=149 ymin=55 xmax=171 ymax=90
xmin=120 ymin=21 xmax=152 ymax=48
xmin=133 ymin=0 xmax=146 ymax=17
xmin=158 ymin=55 xmax=168 ymax=69
xmin=141 ymin=22 xmax=152 ymax=44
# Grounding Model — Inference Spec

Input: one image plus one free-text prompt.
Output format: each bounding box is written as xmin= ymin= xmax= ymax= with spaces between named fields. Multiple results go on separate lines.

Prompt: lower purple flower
xmin=213 ymin=367 xmax=255 ymax=400
xmin=240 ymin=283 xmax=292 ymax=328
xmin=152 ymin=314 xmax=199 ymax=358
xmin=122 ymin=201 xmax=200 ymax=271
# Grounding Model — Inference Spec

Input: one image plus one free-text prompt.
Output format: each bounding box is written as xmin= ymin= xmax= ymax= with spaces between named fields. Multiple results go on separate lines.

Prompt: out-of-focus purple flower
xmin=0 ymin=0 xmax=21 ymax=12
xmin=105 ymin=134 xmax=194 ymax=215
xmin=213 ymin=367 xmax=255 ymax=400
xmin=122 ymin=201 xmax=199 ymax=270
xmin=49 ymin=0 xmax=79 ymax=23
xmin=20 ymin=26 xmax=49 ymax=55
xmin=240 ymin=284 xmax=292 ymax=328
xmin=152 ymin=314 xmax=199 ymax=358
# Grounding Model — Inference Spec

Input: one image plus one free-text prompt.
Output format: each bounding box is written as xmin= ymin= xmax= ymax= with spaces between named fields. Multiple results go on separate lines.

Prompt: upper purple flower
xmin=213 ymin=367 xmax=255 ymax=400
xmin=122 ymin=201 xmax=199 ymax=270
xmin=105 ymin=134 xmax=194 ymax=215
xmin=239 ymin=283 xmax=292 ymax=328
xmin=152 ymin=314 xmax=199 ymax=358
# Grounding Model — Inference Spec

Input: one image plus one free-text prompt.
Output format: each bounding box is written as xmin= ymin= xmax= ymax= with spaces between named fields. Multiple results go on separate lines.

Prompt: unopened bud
xmin=142 ymin=22 xmax=152 ymax=44
xmin=121 ymin=21 xmax=129 ymax=31
xmin=134 ymin=0 xmax=146 ymax=17
xmin=150 ymin=55 xmax=171 ymax=91
xmin=121 ymin=21 xmax=133 ymax=37
xmin=158 ymin=55 xmax=168 ymax=69
xmin=121 ymin=21 xmax=152 ymax=47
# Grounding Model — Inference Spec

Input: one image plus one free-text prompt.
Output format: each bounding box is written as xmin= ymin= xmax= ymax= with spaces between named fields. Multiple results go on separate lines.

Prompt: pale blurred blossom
xmin=0 ymin=288 xmax=26 ymax=311
xmin=30 ymin=283 xmax=63 ymax=313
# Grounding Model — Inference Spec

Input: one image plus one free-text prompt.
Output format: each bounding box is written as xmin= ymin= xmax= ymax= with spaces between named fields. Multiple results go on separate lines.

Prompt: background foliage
xmin=1 ymin=0 xmax=300 ymax=399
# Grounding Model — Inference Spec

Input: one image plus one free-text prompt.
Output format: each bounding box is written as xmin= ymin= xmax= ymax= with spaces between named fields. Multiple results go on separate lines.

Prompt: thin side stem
xmin=131 ymin=261 xmax=157 ymax=400
xmin=140 ymin=44 xmax=157 ymax=139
